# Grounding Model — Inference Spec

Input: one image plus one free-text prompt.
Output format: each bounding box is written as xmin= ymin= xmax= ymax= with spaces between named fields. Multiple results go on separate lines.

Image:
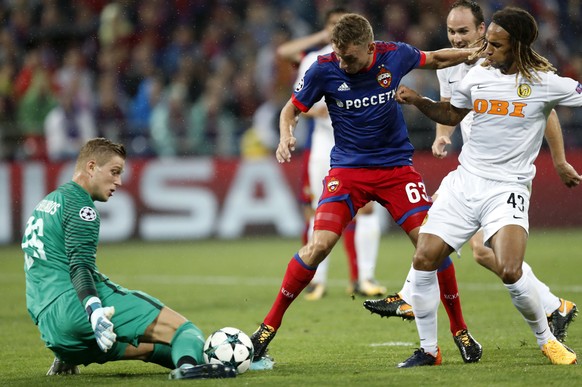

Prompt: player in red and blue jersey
xmin=250 ymin=13 xmax=482 ymax=366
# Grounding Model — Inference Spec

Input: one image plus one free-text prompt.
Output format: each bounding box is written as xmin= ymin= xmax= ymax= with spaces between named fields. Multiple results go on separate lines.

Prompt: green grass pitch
xmin=1 ymin=229 xmax=581 ymax=386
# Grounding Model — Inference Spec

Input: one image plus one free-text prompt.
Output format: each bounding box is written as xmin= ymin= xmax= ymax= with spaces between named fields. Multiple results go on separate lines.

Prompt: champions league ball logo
xmin=79 ymin=206 xmax=97 ymax=221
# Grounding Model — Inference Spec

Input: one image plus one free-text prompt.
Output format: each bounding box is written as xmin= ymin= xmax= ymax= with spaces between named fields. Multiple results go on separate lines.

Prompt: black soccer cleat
xmin=548 ymin=298 xmax=578 ymax=342
xmin=169 ymin=363 xmax=236 ymax=380
xmin=453 ymin=329 xmax=482 ymax=363
xmin=398 ymin=347 xmax=442 ymax=368
xmin=363 ymin=293 xmax=415 ymax=321
xmin=250 ymin=323 xmax=277 ymax=361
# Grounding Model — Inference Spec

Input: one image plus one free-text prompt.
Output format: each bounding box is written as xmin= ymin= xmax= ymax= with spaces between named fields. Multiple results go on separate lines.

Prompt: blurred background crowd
xmin=0 ymin=0 xmax=581 ymax=162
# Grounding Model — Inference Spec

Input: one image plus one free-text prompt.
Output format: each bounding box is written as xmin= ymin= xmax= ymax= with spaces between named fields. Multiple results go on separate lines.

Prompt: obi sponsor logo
xmin=473 ymin=99 xmax=527 ymax=117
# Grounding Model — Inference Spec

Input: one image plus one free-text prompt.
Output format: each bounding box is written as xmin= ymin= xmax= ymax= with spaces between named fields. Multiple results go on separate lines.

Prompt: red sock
xmin=437 ymin=257 xmax=467 ymax=335
xmin=264 ymin=255 xmax=316 ymax=330
xmin=342 ymin=220 xmax=358 ymax=283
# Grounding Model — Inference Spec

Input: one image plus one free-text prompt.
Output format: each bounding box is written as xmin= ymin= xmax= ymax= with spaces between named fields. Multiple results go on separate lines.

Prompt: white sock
xmin=355 ymin=212 xmax=381 ymax=282
xmin=504 ymin=272 xmax=553 ymax=346
xmin=523 ymin=261 xmax=560 ymax=315
xmin=411 ymin=269 xmax=440 ymax=356
xmin=398 ymin=265 xmax=414 ymax=304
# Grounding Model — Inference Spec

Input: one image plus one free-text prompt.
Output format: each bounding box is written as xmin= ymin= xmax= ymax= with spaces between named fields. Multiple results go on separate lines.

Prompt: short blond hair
xmin=331 ymin=13 xmax=374 ymax=50
xmin=75 ymin=138 xmax=126 ymax=170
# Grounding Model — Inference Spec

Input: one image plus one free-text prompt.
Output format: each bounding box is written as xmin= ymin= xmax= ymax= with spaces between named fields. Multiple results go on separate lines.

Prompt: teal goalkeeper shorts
xmin=37 ymin=279 xmax=164 ymax=365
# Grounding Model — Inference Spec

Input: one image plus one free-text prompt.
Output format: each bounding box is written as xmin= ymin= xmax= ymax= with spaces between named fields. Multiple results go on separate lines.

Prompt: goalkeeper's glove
xmin=85 ymin=297 xmax=117 ymax=352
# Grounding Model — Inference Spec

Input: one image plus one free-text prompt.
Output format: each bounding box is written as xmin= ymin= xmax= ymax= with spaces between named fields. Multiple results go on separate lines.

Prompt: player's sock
xmin=522 ymin=261 xmax=560 ymax=315
xmin=411 ymin=268 xmax=440 ymax=356
xmin=355 ymin=212 xmax=381 ymax=282
xmin=342 ymin=220 xmax=358 ymax=283
xmin=437 ymin=256 xmax=467 ymax=334
xmin=398 ymin=264 xmax=414 ymax=303
xmin=505 ymin=272 xmax=553 ymax=346
xmin=264 ymin=254 xmax=316 ymax=330
xmin=146 ymin=343 xmax=175 ymax=369
xmin=170 ymin=321 xmax=206 ymax=366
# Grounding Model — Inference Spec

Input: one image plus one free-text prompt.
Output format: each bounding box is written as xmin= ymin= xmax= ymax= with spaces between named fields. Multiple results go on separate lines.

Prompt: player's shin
xmin=170 ymin=322 xmax=205 ymax=366
xmin=411 ymin=269 xmax=440 ymax=356
xmin=264 ymin=254 xmax=316 ymax=330
xmin=504 ymin=273 xmax=553 ymax=345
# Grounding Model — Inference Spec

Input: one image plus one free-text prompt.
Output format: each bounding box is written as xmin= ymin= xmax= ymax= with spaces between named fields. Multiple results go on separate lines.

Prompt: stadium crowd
xmin=0 ymin=0 xmax=581 ymax=161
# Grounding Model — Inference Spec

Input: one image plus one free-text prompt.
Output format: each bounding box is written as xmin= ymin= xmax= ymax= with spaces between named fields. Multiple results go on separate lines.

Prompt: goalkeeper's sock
xmin=170 ymin=321 xmax=205 ymax=366
xmin=264 ymin=254 xmax=316 ymax=330
xmin=437 ymin=256 xmax=467 ymax=334
xmin=145 ymin=343 xmax=175 ymax=369
xmin=342 ymin=220 xmax=358 ymax=283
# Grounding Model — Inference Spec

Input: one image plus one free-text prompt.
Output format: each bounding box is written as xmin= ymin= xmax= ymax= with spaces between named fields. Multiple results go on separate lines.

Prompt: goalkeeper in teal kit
xmin=22 ymin=138 xmax=235 ymax=380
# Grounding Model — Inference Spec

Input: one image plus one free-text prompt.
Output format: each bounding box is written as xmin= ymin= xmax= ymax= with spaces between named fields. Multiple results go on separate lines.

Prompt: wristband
xmin=84 ymin=296 xmax=102 ymax=318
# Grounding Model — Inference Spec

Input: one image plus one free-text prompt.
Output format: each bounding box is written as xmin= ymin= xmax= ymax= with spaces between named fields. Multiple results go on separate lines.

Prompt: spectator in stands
xmin=14 ymin=48 xmax=58 ymax=160
xmin=44 ymin=89 xmax=96 ymax=161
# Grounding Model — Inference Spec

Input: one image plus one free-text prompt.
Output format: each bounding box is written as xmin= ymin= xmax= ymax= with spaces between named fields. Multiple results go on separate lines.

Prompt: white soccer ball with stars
xmin=203 ymin=327 xmax=254 ymax=374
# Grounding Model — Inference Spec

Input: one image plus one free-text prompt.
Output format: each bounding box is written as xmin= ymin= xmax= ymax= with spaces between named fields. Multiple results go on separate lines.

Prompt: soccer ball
xmin=203 ymin=327 xmax=254 ymax=374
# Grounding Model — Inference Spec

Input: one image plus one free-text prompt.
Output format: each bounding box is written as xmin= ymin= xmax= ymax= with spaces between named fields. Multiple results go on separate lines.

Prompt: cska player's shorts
xmin=314 ymin=166 xmax=432 ymax=234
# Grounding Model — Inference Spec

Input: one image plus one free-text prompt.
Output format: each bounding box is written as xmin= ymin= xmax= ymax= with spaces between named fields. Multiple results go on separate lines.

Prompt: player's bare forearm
xmin=277 ymin=30 xmax=328 ymax=63
xmin=543 ymin=109 xmax=582 ymax=187
xmin=276 ymin=100 xmax=300 ymax=163
xmin=422 ymin=48 xmax=476 ymax=69
xmin=433 ymin=123 xmax=455 ymax=158
xmin=544 ymin=109 xmax=566 ymax=167
xmin=396 ymin=85 xmax=466 ymax=126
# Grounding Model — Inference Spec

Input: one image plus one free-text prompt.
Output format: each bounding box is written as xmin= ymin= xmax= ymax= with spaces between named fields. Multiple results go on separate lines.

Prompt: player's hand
xmin=395 ymin=85 xmax=420 ymax=105
xmin=276 ymin=136 xmax=297 ymax=163
xmin=554 ymin=161 xmax=582 ymax=188
xmin=432 ymin=136 xmax=451 ymax=159
xmin=90 ymin=306 xmax=116 ymax=352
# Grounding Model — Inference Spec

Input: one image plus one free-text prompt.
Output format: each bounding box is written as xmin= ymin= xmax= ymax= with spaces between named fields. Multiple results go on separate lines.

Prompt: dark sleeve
xmin=63 ymin=193 xmax=101 ymax=306
xmin=71 ymin=263 xmax=98 ymax=305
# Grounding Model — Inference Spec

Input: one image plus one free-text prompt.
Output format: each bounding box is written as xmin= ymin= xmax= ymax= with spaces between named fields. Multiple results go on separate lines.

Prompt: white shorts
xmin=420 ymin=166 xmax=530 ymax=251
xmin=308 ymin=125 xmax=335 ymax=209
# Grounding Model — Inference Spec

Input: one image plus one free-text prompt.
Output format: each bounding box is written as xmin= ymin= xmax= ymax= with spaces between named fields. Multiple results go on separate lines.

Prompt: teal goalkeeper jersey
xmin=22 ymin=181 xmax=101 ymax=324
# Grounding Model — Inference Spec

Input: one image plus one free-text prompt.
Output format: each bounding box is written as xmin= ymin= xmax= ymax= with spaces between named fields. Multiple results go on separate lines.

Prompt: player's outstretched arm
xmin=276 ymin=99 xmax=300 ymax=163
xmin=277 ymin=29 xmax=329 ymax=64
xmin=544 ymin=109 xmax=582 ymax=187
xmin=421 ymin=47 xmax=476 ymax=69
xmin=396 ymin=85 xmax=469 ymax=127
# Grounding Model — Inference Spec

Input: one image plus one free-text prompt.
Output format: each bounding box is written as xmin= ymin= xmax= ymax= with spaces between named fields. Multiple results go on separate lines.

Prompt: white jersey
xmin=451 ymin=65 xmax=582 ymax=183
xmin=436 ymin=59 xmax=484 ymax=143
xmin=295 ymin=44 xmax=335 ymax=208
